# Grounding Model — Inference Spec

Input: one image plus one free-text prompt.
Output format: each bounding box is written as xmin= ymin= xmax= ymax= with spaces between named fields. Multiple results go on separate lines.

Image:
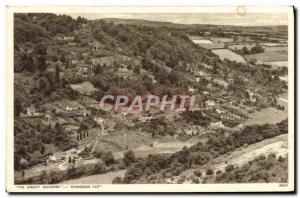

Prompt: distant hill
xmin=101 ymin=18 xmax=192 ymax=29
xmin=102 ymin=18 xmax=288 ymax=37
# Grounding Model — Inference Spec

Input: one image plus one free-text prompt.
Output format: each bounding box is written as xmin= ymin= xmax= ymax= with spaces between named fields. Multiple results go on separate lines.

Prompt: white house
xmin=66 ymin=106 xmax=78 ymax=111
xmin=216 ymin=108 xmax=225 ymax=114
xmin=210 ymin=121 xmax=225 ymax=129
xmin=205 ymin=100 xmax=216 ymax=107
xmin=26 ymin=105 xmax=36 ymax=116
xmin=94 ymin=116 xmax=104 ymax=125
xmin=188 ymin=86 xmax=196 ymax=93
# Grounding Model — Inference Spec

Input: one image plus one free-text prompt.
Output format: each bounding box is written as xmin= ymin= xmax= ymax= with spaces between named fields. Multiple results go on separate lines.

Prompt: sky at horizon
xmin=63 ymin=12 xmax=288 ymax=26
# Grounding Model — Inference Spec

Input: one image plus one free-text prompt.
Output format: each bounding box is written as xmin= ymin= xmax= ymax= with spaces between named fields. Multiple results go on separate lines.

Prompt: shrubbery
xmin=16 ymin=161 xmax=107 ymax=184
xmin=215 ymin=154 xmax=288 ymax=183
xmin=206 ymin=169 xmax=214 ymax=176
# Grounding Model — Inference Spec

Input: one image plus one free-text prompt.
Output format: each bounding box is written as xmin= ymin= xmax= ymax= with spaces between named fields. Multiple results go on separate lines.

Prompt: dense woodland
xmin=13 ymin=13 xmax=213 ymax=170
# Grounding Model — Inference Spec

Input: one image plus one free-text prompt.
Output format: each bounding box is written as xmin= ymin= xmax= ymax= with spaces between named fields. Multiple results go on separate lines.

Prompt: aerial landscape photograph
xmin=10 ymin=8 xmax=292 ymax=189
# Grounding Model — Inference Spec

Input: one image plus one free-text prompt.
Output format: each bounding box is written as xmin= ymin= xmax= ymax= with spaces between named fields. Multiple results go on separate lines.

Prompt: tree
xmin=141 ymin=55 xmax=153 ymax=70
xmin=225 ymin=164 xmax=235 ymax=172
xmin=241 ymin=46 xmax=249 ymax=55
xmin=112 ymin=177 xmax=123 ymax=184
xmin=155 ymin=67 xmax=169 ymax=83
xmin=206 ymin=168 xmax=214 ymax=176
xmin=225 ymin=135 xmax=233 ymax=145
xmin=14 ymin=98 xmax=23 ymax=117
xmin=168 ymin=70 xmax=180 ymax=84
xmin=55 ymin=64 xmax=60 ymax=84
xmin=133 ymin=65 xmax=140 ymax=74
xmin=193 ymin=170 xmax=202 ymax=177
xmin=59 ymin=54 xmax=66 ymax=64
xmin=33 ymin=42 xmax=47 ymax=71
xmin=93 ymin=162 xmax=106 ymax=174
xmin=249 ymin=58 xmax=257 ymax=65
xmin=93 ymin=28 xmax=106 ymax=42
xmin=40 ymin=145 xmax=45 ymax=155
xmin=79 ymin=123 xmax=89 ymax=131
xmin=76 ymin=16 xmax=88 ymax=24
xmin=102 ymin=151 xmax=115 ymax=166
xmin=123 ymin=150 xmax=135 ymax=166
xmin=250 ymin=43 xmax=265 ymax=54
xmin=14 ymin=154 xmax=21 ymax=171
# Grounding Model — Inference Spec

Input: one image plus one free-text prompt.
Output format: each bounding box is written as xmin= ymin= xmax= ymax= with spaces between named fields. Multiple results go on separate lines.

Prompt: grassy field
xmin=93 ymin=129 xmax=186 ymax=153
xmin=265 ymin=61 xmax=288 ymax=68
xmin=261 ymin=43 xmax=288 ymax=47
xmin=278 ymin=92 xmax=288 ymax=111
xmin=191 ymin=39 xmax=213 ymax=44
xmin=244 ymin=52 xmax=288 ymax=62
xmin=93 ymin=128 xmax=200 ymax=160
xmin=245 ymin=107 xmax=287 ymax=125
xmin=94 ymin=130 xmax=154 ymax=153
xmin=197 ymin=43 xmax=225 ymax=49
xmin=228 ymin=44 xmax=255 ymax=51
xmin=127 ymin=141 xmax=195 ymax=158
xmin=263 ymin=46 xmax=288 ymax=53
xmin=212 ymin=49 xmax=246 ymax=63
xmin=210 ymin=37 xmax=233 ymax=43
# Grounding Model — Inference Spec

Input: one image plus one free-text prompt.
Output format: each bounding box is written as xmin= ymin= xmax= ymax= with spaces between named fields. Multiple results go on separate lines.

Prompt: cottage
xmin=90 ymin=40 xmax=102 ymax=51
xmin=184 ymin=127 xmax=199 ymax=136
xmin=207 ymin=83 xmax=213 ymax=89
xmin=56 ymin=35 xmax=75 ymax=41
xmin=94 ymin=116 xmax=104 ymax=125
xmin=66 ymin=106 xmax=78 ymax=111
xmin=216 ymin=108 xmax=225 ymax=114
xmin=210 ymin=121 xmax=225 ymax=129
xmin=68 ymin=42 xmax=76 ymax=47
xmin=82 ymin=109 xmax=91 ymax=117
xmin=26 ymin=105 xmax=36 ymax=116
xmin=188 ymin=86 xmax=196 ymax=93
xmin=248 ymin=91 xmax=257 ymax=103
xmin=69 ymin=81 xmax=99 ymax=96
xmin=71 ymin=59 xmax=79 ymax=65
xmin=205 ymin=100 xmax=216 ymax=107
xmin=212 ymin=79 xmax=229 ymax=89
xmin=49 ymin=151 xmax=66 ymax=163
xmin=45 ymin=114 xmax=52 ymax=121
xmin=203 ymin=91 xmax=209 ymax=95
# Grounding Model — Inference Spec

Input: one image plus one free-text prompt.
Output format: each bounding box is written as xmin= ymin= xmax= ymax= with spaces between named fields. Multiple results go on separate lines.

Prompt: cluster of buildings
xmin=47 ymin=148 xmax=92 ymax=168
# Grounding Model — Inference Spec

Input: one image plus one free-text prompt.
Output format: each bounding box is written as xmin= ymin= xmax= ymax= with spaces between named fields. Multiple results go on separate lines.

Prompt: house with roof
xmin=48 ymin=151 xmax=66 ymax=164
xmin=26 ymin=105 xmax=36 ymax=116
xmin=209 ymin=121 xmax=225 ymax=129
xmin=212 ymin=79 xmax=229 ymax=89
xmin=205 ymin=100 xmax=216 ymax=107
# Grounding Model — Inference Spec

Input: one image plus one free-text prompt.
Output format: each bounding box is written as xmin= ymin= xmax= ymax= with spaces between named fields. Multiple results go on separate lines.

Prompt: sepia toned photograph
xmin=6 ymin=6 xmax=294 ymax=192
